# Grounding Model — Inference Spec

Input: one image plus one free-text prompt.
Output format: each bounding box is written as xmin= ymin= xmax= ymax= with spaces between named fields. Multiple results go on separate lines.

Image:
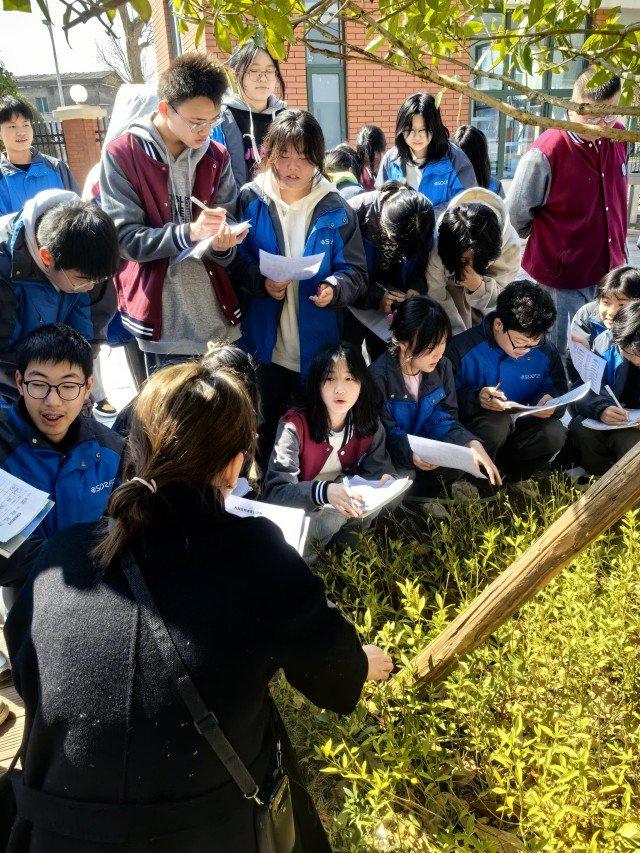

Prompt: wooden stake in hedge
xmin=409 ymin=440 xmax=640 ymax=689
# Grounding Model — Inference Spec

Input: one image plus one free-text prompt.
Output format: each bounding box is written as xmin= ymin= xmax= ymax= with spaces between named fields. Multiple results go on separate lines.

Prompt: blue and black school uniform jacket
xmin=445 ymin=313 xmax=568 ymax=423
xmin=369 ymin=349 xmax=476 ymax=470
xmin=573 ymin=332 xmax=635 ymax=421
xmin=348 ymin=190 xmax=432 ymax=308
xmin=0 ymin=401 xmax=124 ymax=585
xmin=229 ymin=181 xmax=367 ymax=378
xmin=488 ymin=177 xmax=505 ymax=198
xmin=375 ymin=143 xmax=476 ymax=218
xmin=0 ymin=150 xmax=79 ymax=217
xmin=0 ymin=211 xmax=98 ymax=399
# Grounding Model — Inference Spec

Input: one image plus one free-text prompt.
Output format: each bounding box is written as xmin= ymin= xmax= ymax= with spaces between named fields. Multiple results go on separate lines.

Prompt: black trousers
xmin=256 ymin=361 xmax=303 ymax=476
xmin=342 ymin=311 xmax=387 ymax=363
xmin=570 ymin=418 xmax=640 ymax=475
xmin=465 ymin=410 xmax=567 ymax=481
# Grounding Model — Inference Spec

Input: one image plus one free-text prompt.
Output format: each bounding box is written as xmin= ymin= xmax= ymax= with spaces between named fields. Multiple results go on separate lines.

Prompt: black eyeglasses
xmin=23 ymin=380 xmax=87 ymax=401
xmin=505 ymin=329 xmax=544 ymax=352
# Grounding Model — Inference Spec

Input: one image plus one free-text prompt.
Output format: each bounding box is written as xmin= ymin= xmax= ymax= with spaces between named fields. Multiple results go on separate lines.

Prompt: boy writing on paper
xmin=445 ymin=280 xmax=568 ymax=487
xmin=100 ymin=54 xmax=248 ymax=377
xmin=570 ymin=303 xmax=640 ymax=474
xmin=0 ymin=325 xmax=124 ymax=602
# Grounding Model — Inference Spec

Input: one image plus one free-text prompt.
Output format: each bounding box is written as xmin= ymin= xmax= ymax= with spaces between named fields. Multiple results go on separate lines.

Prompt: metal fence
xmin=95 ymin=116 xmax=108 ymax=146
xmin=32 ymin=121 xmax=68 ymax=163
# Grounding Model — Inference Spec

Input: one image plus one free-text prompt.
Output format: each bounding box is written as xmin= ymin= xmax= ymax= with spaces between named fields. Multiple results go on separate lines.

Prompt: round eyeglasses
xmin=23 ymin=380 xmax=87 ymax=401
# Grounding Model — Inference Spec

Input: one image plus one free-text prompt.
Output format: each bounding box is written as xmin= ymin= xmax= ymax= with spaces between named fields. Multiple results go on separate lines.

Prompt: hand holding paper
xmin=259 ymin=249 xmax=324 ymax=282
xmin=568 ymin=337 xmax=606 ymax=390
xmin=408 ymin=434 xmax=487 ymax=479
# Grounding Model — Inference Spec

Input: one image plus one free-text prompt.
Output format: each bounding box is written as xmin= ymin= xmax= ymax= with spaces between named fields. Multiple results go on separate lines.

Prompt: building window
xmin=305 ymin=4 xmax=347 ymax=148
xmin=470 ymin=13 xmax=586 ymax=178
xmin=35 ymin=96 xmax=50 ymax=115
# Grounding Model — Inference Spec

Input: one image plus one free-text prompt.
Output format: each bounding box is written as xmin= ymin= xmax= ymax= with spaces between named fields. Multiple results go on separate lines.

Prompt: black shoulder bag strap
xmin=120 ymin=550 xmax=264 ymax=805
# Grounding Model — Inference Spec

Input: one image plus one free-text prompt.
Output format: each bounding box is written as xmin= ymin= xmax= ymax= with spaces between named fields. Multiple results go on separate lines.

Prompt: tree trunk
xmin=118 ymin=8 xmax=145 ymax=84
xmin=409 ymin=441 xmax=640 ymax=689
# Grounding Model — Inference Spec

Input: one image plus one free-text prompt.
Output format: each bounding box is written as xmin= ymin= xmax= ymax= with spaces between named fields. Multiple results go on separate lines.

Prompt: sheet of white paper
xmin=170 ymin=222 xmax=251 ymax=266
xmin=0 ymin=469 xmax=50 ymax=543
xmin=344 ymin=476 xmax=411 ymax=515
xmin=224 ymin=495 xmax=308 ymax=556
xmin=582 ymin=410 xmax=640 ymax=431
xmin=0 ymin=500 xmax=54 ymax=558
xmin=568 ymin=339 xmax=606 ymax=391
xmin=348 ymin=307 xmax=392 ymax=342
xmin=506 ymin=382 xmax=590 ymax=419
xmin=231 ymin=477 xmax=252 ymax=497
xmin=259 ymin=250 xmax=324 ymax=282
xmin=407 ymin=435 xmax=486 ymax=479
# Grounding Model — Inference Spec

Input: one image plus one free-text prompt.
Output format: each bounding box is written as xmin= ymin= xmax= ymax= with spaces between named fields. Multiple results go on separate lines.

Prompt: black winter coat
xmin=4 ymin=482 xmax=368 ymax=851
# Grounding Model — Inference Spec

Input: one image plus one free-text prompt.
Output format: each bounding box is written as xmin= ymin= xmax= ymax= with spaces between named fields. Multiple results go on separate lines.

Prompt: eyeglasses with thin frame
xmin=246 ymin=68 xmax=277 ymax=81
xmin=170 ymin=103 xmax=223 ymax=134
xmin=505 ymin=329 xmax=544 ymax=352
xmin=23 ymin=379 xmax=87 ymax=401
xmin=61 ymin=269 xmax=99 ymax=292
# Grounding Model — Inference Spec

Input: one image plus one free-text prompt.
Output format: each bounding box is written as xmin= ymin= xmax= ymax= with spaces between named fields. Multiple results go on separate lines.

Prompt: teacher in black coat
xmin=4 ymin=356 xmax=393 ymax=852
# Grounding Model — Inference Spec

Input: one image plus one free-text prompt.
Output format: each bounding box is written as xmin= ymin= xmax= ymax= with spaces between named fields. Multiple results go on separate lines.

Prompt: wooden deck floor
xmin=0 ymin=631 xmax=23 ymax=775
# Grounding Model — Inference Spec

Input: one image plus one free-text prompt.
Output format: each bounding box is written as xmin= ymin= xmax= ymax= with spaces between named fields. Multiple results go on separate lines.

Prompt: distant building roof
xmin=15 ymin=71 xmax=120 ymax=85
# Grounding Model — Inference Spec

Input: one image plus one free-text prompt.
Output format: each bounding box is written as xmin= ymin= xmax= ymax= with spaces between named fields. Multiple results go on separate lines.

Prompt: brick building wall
xmin=151 ymin=10 xmax=471 ymax=145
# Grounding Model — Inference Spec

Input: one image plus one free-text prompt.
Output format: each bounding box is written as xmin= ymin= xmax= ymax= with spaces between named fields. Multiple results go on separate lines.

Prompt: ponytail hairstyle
xmin=305 ymin=341 xmax=380 ymax=443
xmin=453 ymin=125 xmax=491 ymax=189
xmin=389 ymin=295 xmax=451 ymax=358
xmin=355 ymin=124 xmax=386 ymax=175
xmin=394 ymin=92 xmax=450 ymax=166
xmin=260 ymin=109 xmax=326 ymax=180
xmin=92 ymin=359 xmax=257 ymax=569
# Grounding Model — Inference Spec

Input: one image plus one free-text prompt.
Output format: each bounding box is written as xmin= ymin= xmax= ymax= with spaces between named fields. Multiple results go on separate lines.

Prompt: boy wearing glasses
xmin=0 ymin=188 xmax=120 ymax=400
xmin=0 ymin=324 xmax=124 ymax=593
xmin=101 ymin=53 xmax=248 ymax=377
xmin=446 ymin=280 xmax=568 ymax=483
xmin=506 ymin=68 xmax=627 ymax=360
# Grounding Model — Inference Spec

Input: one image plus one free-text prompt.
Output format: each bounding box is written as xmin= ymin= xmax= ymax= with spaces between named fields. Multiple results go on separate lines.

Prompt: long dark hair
xmin=437 ymin=203 xmax=502 ymax=281
xmin=453 ymin=125 xmax=491 ymax=189
xmin=394 ymin=93 xmax=450 ymax=165
xmin=305 ymin=342 xmax=379 ymax=443
xmin=261 ymin=109 xmax=326 ymax=179
xmin=390 ymin=296 xmax=451 ymax=357
xmin=610 ymin=302 xmax=640 ymax=356
xmin=596 ymin=266 xmax=640 ymax=301
xmin=356 ymin=125 xmax=386 ymax=174
xmin=229 ymin=38 xmax=286 ymax=101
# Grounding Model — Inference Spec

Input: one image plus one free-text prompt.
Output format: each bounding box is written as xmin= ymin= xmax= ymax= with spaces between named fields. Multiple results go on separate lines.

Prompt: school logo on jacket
xmin=91 ymin=478 xmax=116 ymax=494
xmin=520 ymin=373 xmax=542 ymax=381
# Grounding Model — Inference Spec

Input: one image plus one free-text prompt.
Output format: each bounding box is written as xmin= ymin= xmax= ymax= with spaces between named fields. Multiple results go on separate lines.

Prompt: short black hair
xmin=574 ymin=67 xmax=622 ymax=102
xmin=453 ymin=125 xmax=491 ymax=189
xmin=262 ymin=109 xmax=326 ymax=178
xmin=229 ymin=39 xmax=285 ymax=100
xmin=0 ymin=97 xmax=33 ymax=125
xmin=158 ymin=53 xmax=227 ymax=107
xmin=390 ymin=295 xmax=451 ymax=356
xmin=437 ymin=202 xmax=502 ymax=281
xmin=596 ymin=266 xmax=640 ymax=301
xmin=325 ymin=144 xmax=360 ymax=179
xmin=394 ymin=92 xmax=450 ymax=165
xmin=611 ymin=303 xmax=640 ymax=356
xmin=356 ymin=125 xmax=386 ymax=172
xmin=17 ymin=323 xmax=93 ymax=379
xmin=495 ymin=280 xmax=557 ymax=338
xmin=36 ymin=201 xmax=119 ymax=280
xmin=305 ymin=341 xmax=379 ymax=442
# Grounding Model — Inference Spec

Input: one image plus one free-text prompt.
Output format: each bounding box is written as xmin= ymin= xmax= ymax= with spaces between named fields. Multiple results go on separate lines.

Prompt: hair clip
xmin=131 ymin=477 xmax=157 ymax=494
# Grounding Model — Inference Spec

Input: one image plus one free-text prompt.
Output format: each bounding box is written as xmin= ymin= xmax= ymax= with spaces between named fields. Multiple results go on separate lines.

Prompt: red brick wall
xmin=60 ymin=118 xmax=103 ymax=188
xmin=150 ymin=10 xmax=470 ymax=144
xmin=149 ymin=0 xmax=177 ymax=74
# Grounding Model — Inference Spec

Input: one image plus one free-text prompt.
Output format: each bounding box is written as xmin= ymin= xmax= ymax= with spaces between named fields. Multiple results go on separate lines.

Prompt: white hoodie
xmin=256 ymin=170 xmax=335 ymax=373
xmin=426 ymin=186 xmax=522 ymax=335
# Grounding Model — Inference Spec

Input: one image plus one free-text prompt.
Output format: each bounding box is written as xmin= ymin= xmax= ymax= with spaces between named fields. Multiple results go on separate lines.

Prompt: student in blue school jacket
xmin=375 ymin=93 xmax=476 ymax=218
xmin=0 ymin=97 xmax=78 ymax=216
xmin=0 ymin=324 xmax=124 ymax=595
xmin=229 ymin=109 xmax=367 ymax=472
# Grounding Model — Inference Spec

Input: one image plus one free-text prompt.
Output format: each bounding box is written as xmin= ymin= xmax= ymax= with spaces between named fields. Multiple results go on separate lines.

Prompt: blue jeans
xmin=537 ymin=283 xmax=596 ymax=359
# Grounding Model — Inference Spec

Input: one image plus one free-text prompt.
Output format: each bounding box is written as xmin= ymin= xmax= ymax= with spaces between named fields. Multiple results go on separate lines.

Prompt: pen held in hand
xmin=605 ymin=384 xmax=628 ymax=416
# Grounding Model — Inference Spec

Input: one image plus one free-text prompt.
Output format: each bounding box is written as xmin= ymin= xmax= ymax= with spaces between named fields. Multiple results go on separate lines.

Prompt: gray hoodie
xmin=218 ymin=93 xmax=286 ymax=190
xmin=100 ymin=114 xmax=240 ymax=355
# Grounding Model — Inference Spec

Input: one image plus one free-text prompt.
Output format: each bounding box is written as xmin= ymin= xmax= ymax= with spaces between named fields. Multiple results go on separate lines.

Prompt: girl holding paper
xmin=263 ymin=342 xmax=396 ymax=562
xmin=370 ymin=296 xmax=501 ymax=498
xmin=229 ymin=109 xmax=367 ymax=473
xmin=571 ymin=302 xmax=640 ymax=473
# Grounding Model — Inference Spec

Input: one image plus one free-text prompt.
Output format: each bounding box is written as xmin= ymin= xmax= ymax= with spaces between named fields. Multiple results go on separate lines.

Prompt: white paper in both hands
xmin=407 ymin=435 xmax=486 ymax=479
xmin=582 ymin=410 xmax=640 ymax=431
xmin=568 ymin=338 xmax=606 ymax=391
xmin=224 ymin=495 xmax=309 ymax=556
xmin=259 ymin=250 xmax=324 ymax=282
xmin=0 ymin=469 xmax=51 ymax=543
xmin=506 ymin=382 xmax=591 ymax=419
xmin=344 ymin=476 xmax=411 ymax=514
xmin=348 ymin=307 xmax=392 ymax=342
